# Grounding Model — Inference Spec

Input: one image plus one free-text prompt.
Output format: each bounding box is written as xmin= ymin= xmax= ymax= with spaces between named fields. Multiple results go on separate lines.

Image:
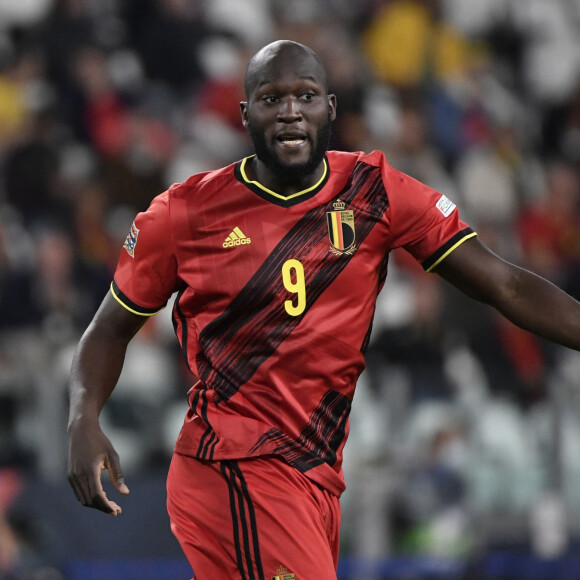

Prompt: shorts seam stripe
xmin=229 ymin=461 xmax=257 ymax=580
xmin=221 ymin=461 xmax=248 ymax=580
xmin=231 ymin=462 xmax=265 ymax=580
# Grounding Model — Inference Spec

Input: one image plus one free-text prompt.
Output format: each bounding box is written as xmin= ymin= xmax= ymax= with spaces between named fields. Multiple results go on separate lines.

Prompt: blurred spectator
xmin=71 ymin=45 xmax=131 ymax=157
xmin=514 ymin=0 xmax=580 ymax=107
xmin=0 ymin=50 xmax=39 ymax=155
xmin=454 ymin=122 xmax=521 ymax=245
xmin=124 ymin=0 xmax=210 ymax=95
xmin=2 ymin=112 xmax=62 ymax=227
xmin=543 ymin=81 xmax=580 ymax=162
xmin=187 ymin=35 xmax=253 ymax=166
xmin=383 ymin=96 xmax=457 ymax=194
xmin=0 ymin=216 xmax=40 ymax=330
xmin=36 ymin=0 xmax=98 ymax=100
xmin=362 ymin=0 xmax=475 ymax=89
xmin=68 ymin=44 xmax=178 ymax=209
xmin=32 ymin=224 xmax=110 ymax=334
xmin=392 ymin=404 xmax=472 ymax=558
xmin=516 ymin=159 xmax=580 ymax=286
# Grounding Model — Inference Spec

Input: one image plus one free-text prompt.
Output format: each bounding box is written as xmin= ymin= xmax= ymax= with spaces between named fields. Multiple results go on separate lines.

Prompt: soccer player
xmin=67 ymin=40 xmax=580 ymax=579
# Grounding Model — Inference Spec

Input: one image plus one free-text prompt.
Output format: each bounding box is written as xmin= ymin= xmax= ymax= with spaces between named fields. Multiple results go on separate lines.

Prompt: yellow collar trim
xmin=239 ymin=155 xmax=328 ymax=201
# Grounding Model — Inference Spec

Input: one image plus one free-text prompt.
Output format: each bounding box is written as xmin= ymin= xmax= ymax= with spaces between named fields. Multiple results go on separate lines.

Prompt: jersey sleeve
xmin=112 ymin=190 xmax=178 ymax=315
xmin=382 ymin=157 xmax=476 ymax=271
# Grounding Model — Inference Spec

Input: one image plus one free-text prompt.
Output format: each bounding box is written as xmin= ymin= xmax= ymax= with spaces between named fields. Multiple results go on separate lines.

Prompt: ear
xmin=328 ymin=94 xmax=337 ymax=122
xmin=240 ymin=101 xmax=249 ymax=128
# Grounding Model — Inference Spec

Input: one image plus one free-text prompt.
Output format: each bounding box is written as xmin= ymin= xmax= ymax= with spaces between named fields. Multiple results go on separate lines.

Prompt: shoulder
xmin=326 ymin=149 xmax=380 ymax=166
xmin=166 ymin=161 xmax=239 ymax=200
xmin=135 ymin=163 xmax=238 ymax=226
xmin=326 ymin=149 xmax=400 ymax=177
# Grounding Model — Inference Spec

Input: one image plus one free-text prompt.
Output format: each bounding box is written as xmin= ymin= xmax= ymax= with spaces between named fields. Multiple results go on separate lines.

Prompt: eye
xmin=262 ymin=95 xmax=279 ymax=104
xmin=301 ymin=91 xmax=316 ymax=101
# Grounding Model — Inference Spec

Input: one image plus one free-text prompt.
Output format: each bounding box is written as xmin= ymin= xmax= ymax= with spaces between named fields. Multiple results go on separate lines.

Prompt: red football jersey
xmin=112 ymin=149 xmax=476 ymax=496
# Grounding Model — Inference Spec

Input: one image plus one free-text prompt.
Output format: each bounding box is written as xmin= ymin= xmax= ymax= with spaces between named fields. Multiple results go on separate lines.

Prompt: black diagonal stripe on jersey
xmin=189 ymin=388 xmax=218 ymax=460
xmin=301 ymin=390 xmax=351 ymax=464
xmin=249 ymin=391 xmax=351 ymax=472
xmin=199 ymin=428 xmax=217 ymax=461
xmin=190 ymin=389 xmax=211 ymax=459
xmin=172 ymin=288 xmax=193 ymax=374
xmin=196 ymin=389 xmax=219 ymax=460
xmin=196 ymin=161 xmax=389 ymax=403
xmin=361 ymin=250 xmax=391 ymax=354
xmin=250 ymin=429 xmax=321 ymax=472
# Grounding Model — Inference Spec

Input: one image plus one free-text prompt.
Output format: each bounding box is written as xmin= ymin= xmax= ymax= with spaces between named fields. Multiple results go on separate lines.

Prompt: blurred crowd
xmin=3 ymin=0 xmax=580 ymax=578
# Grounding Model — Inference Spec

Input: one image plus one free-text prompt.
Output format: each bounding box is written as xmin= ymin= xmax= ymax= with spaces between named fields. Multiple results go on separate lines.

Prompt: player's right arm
xmin=67 ymin=291 xmax=147 ymax=516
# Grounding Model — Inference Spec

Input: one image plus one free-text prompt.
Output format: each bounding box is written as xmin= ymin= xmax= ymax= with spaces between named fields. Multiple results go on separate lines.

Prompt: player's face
xmin=241 ymin=50 xmax=336 ymax=184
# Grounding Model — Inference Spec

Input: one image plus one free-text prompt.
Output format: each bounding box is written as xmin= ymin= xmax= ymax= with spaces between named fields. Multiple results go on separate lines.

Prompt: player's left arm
xmin=435 ymin=236 xmax=580 ymax=351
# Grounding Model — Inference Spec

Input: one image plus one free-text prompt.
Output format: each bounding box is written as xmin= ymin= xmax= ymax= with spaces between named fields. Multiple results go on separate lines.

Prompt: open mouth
xmin=276 ymin=133 xmax=308 ymax=147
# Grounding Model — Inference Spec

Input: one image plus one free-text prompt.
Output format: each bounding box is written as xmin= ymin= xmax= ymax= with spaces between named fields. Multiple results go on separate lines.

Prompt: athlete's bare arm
xmin=436 ymin=236 xmax=580 ymax=351
xmin=67 ymin=292 xmax=147 ymax=515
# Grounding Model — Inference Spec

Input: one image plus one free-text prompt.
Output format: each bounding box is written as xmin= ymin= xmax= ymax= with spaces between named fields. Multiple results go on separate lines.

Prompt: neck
xmin=247 ymin=156 xmax=326 ymax=196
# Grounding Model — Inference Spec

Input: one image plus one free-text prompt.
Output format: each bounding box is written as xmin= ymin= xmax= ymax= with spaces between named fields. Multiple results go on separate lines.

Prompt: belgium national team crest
xmin=271 ymin=564 xmax=295 ymax=580
xmin=327 ymin=199 xmax=356 ymax=255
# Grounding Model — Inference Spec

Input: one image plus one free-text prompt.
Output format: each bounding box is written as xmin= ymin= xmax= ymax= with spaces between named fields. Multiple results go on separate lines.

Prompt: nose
xmin=277 ymin=96 xmax=302 ymax=122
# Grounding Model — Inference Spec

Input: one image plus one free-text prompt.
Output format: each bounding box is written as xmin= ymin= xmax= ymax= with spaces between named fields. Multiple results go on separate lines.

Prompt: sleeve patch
xmin=123 ymin=221 xmax=140 ymax=258
xmin=436 ymin=194 xmax=456 ymax=217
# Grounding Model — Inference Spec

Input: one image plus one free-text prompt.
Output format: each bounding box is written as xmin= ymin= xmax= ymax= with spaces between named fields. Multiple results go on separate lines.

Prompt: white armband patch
xmin=436 ymin=194 xmax=456 ymax=217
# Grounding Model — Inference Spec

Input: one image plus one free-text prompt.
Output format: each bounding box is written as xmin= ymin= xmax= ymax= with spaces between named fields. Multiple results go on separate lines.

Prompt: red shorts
xmin=166 ymin=453 xmax=341 ymax=580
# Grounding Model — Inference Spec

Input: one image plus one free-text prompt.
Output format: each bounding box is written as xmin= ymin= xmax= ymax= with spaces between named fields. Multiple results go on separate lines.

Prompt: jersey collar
xmin=234 ymin=155 xmax=329 ymax=208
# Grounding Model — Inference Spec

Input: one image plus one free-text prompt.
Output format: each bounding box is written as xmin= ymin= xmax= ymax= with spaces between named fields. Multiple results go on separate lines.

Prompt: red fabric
xmin=113 ymin=150 xmax=473 ymax=496
xmin=167 ymin=453 xmax=340 ymax=580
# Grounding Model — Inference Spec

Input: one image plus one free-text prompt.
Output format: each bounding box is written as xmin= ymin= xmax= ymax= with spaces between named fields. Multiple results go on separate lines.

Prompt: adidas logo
xmin=223 ymin=227 xmax=252 ymax=248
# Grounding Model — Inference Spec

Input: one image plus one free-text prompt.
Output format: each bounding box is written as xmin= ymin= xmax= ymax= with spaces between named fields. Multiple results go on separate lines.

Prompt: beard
xmin=247 ymin=114 xmax=333 ymax=182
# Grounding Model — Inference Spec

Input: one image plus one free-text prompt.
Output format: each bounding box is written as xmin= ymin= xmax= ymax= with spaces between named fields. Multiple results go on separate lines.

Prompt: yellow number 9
xmin=282 ymin=259 xmax=306 ymax=316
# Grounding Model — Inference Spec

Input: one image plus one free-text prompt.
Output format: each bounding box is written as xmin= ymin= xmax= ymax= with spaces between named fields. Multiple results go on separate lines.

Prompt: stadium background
xmin=2 ymin=0 xmax=580 ymax=578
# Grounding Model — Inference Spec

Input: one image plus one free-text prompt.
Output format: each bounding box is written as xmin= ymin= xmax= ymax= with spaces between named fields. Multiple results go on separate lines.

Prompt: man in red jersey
xmin=67 ymin=40 xmax=580 ymax=579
